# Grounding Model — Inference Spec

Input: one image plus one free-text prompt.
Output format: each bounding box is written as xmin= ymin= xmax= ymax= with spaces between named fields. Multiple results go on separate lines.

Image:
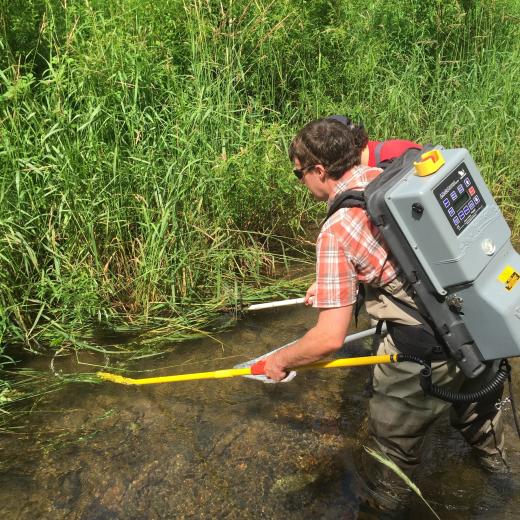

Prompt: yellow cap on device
xmin=414 ymin=150 xmax=446 ymax=176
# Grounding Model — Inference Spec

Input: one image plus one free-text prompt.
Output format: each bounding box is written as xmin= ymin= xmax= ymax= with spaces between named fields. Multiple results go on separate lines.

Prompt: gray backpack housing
xmin=365 ymin=146 xmax=520 ymax=378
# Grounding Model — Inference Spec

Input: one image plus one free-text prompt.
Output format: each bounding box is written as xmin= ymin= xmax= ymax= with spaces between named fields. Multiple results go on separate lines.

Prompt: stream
xmin=1 ymin=304 xmax=519 ymax=519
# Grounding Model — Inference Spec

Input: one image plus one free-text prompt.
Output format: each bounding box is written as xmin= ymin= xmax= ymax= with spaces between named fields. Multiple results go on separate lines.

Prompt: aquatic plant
xmin=364 ymin=446 xmax=441 ymax=518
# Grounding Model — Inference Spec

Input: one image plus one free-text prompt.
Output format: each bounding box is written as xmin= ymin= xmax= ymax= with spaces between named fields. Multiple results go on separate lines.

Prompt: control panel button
xmin=463 ymin=206 xmax=470 ymax=215
xmin=468 ymin=201 xmax=475 ymax=210
xmin=453 ymin=216 xmax=460 ymax=225
xmin=464 ymin=178 xmax=471 ymax=187
xmin=458 ymin=210 xmax=465 ymax=220
xmin=474 ymin=195 xmax=480 ymax=204
xmin=443 ymin=198 xmax=450 ymax=208
xmin=450 ymin=191 xmax=458 ymax=201
xmin=469 ymin=186 xmax=476 ymax=196
xmin=448 ymin=207 xmax=455 ymax=216
xmin=457 ymin=184 xmax=464 ymax=194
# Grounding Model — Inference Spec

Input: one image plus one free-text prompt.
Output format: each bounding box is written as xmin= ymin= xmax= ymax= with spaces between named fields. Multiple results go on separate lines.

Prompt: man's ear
xmin=315 ymin=164 xmax=327 ymax=181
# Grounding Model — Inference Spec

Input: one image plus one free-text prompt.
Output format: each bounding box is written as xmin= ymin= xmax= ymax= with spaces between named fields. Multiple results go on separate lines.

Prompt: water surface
xmin=1 ymin=305 xmax=519 ymax=519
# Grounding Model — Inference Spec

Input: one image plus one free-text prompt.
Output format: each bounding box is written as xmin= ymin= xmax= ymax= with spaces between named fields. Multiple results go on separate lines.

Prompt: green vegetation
xmin=0 ymin=0 xmax=519 ymax=409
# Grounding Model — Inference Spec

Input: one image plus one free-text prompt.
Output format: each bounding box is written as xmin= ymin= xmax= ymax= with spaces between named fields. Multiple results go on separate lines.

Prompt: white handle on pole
xmin=246 ymin=297 xmax=306 ymax=311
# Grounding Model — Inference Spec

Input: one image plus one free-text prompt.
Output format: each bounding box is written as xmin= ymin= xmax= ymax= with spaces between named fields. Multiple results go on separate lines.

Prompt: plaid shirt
xmin=314 ymin=165 xmax=400 ymax=308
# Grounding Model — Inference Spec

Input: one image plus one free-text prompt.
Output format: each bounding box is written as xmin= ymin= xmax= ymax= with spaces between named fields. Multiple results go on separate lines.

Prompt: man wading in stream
xmin=262 ymin=117 xmax=507 ymax=509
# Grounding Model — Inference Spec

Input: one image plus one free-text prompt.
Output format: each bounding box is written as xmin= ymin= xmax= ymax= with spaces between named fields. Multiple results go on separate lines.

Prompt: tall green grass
xmin=0 ymin=0 xmax=519 ymax=371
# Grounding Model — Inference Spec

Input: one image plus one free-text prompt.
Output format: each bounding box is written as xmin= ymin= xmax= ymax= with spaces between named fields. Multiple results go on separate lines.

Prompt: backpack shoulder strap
xmin=374 ymin=141 xmax=385 ymax=167
xmin=324 ymin=190 xmax=366 ymax=222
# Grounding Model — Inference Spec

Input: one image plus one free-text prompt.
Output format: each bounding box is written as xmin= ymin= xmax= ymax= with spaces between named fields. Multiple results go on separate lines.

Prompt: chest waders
xmin=326 ymin=146 xmax=520 ymax=411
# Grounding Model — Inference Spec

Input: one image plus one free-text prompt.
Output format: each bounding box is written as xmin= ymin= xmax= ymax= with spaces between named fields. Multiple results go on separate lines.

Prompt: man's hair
xmin=289 ymin=118 xmax=369 ymax=180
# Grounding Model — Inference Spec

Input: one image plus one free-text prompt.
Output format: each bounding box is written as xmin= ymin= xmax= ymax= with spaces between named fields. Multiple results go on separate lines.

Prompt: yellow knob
xmin=414 ymin=150 xmax=446 ymax=176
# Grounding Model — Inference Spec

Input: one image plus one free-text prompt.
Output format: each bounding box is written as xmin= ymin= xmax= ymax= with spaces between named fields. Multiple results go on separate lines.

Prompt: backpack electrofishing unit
xmin=369 ymin=146 xmax=520 ymax=377
xmin=328 ymin=144 xmax=520 ymax=404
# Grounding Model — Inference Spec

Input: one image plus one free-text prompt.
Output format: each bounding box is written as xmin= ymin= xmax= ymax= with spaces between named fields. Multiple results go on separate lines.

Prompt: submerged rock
xmin=270 ymin=472 xmax=319 ymax=494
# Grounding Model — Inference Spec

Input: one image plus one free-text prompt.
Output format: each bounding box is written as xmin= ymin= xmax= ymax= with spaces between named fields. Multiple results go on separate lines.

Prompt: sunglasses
xmin=293 ymin=164 xmax=317 ymax=180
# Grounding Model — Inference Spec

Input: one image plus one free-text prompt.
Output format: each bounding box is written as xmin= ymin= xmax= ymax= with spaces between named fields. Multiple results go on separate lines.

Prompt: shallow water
xmin=1 ymin=305 xmax=519 ymax=519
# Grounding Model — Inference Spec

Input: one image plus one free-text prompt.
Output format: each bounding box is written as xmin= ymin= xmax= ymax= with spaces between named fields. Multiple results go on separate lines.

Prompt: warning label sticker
xmin=498 ymin=266 xmax=520 ymax=291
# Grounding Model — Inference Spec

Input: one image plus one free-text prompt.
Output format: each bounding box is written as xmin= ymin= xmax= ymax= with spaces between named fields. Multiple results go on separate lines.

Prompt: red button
xmin=469 ymin=186 xmax=476 ymax=196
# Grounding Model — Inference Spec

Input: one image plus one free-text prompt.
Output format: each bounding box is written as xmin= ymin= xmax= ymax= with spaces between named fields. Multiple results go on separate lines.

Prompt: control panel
xmin=433 ymin=162 xmax=486 ymax=235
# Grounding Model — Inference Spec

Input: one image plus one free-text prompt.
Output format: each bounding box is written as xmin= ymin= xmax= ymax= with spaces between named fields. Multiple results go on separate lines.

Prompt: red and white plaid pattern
xmin=314 ymin=165 xmax=400 ymax=308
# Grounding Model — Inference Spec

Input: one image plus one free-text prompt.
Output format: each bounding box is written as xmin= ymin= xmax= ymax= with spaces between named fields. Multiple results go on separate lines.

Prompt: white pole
xmin=343 ymin=323 xmax=386 ymax=345
xmin=246 ymin=297 xmax=306 ymax=311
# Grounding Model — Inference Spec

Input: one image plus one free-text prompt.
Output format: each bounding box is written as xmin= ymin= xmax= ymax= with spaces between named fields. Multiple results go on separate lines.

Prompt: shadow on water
xmin=1 ymin=304 xmax=519 ymax=519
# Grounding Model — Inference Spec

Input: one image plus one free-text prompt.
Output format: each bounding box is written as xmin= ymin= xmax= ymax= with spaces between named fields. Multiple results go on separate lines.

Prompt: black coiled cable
xmin=395 ymin=354 xmax=520 ymax=439
xmin=421 ymin=361 xmax=509 ymax=403
xmin=394 ymin=352 xmax=430 ymax=371
xmin=396 ymin=353 xmax=509 ymax=403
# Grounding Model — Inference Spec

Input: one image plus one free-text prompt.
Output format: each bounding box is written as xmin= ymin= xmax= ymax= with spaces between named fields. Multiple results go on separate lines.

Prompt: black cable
xmin=396 ymin=354 xmax=509 ymax=403
xmin=395 ymin=352 xmax=430 ymax=370
xmin=423 ymin=363 xmax=508 ymax=403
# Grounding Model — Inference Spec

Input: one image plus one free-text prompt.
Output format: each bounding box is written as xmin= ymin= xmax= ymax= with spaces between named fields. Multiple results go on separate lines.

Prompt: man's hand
xmin=263 ymin=354 xmax=290 ymax=382
xmin=305 ymin=282 xmax=317 ymax=305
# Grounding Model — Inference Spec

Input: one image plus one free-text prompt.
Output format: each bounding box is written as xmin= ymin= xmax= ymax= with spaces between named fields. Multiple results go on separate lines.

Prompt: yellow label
xmin=497 ymin=266 xmax=520 ymax=291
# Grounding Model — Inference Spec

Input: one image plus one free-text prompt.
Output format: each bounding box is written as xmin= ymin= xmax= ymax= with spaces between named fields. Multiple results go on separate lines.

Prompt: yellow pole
xmin=299 ymin=354 xmax=396 ymax=370
xmin=97 ymin=354 xmax=396 ymax=386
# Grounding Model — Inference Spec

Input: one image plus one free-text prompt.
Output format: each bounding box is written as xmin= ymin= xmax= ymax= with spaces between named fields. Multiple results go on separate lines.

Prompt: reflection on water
xmin=1 ymin=305 xmax=519 ymax=519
